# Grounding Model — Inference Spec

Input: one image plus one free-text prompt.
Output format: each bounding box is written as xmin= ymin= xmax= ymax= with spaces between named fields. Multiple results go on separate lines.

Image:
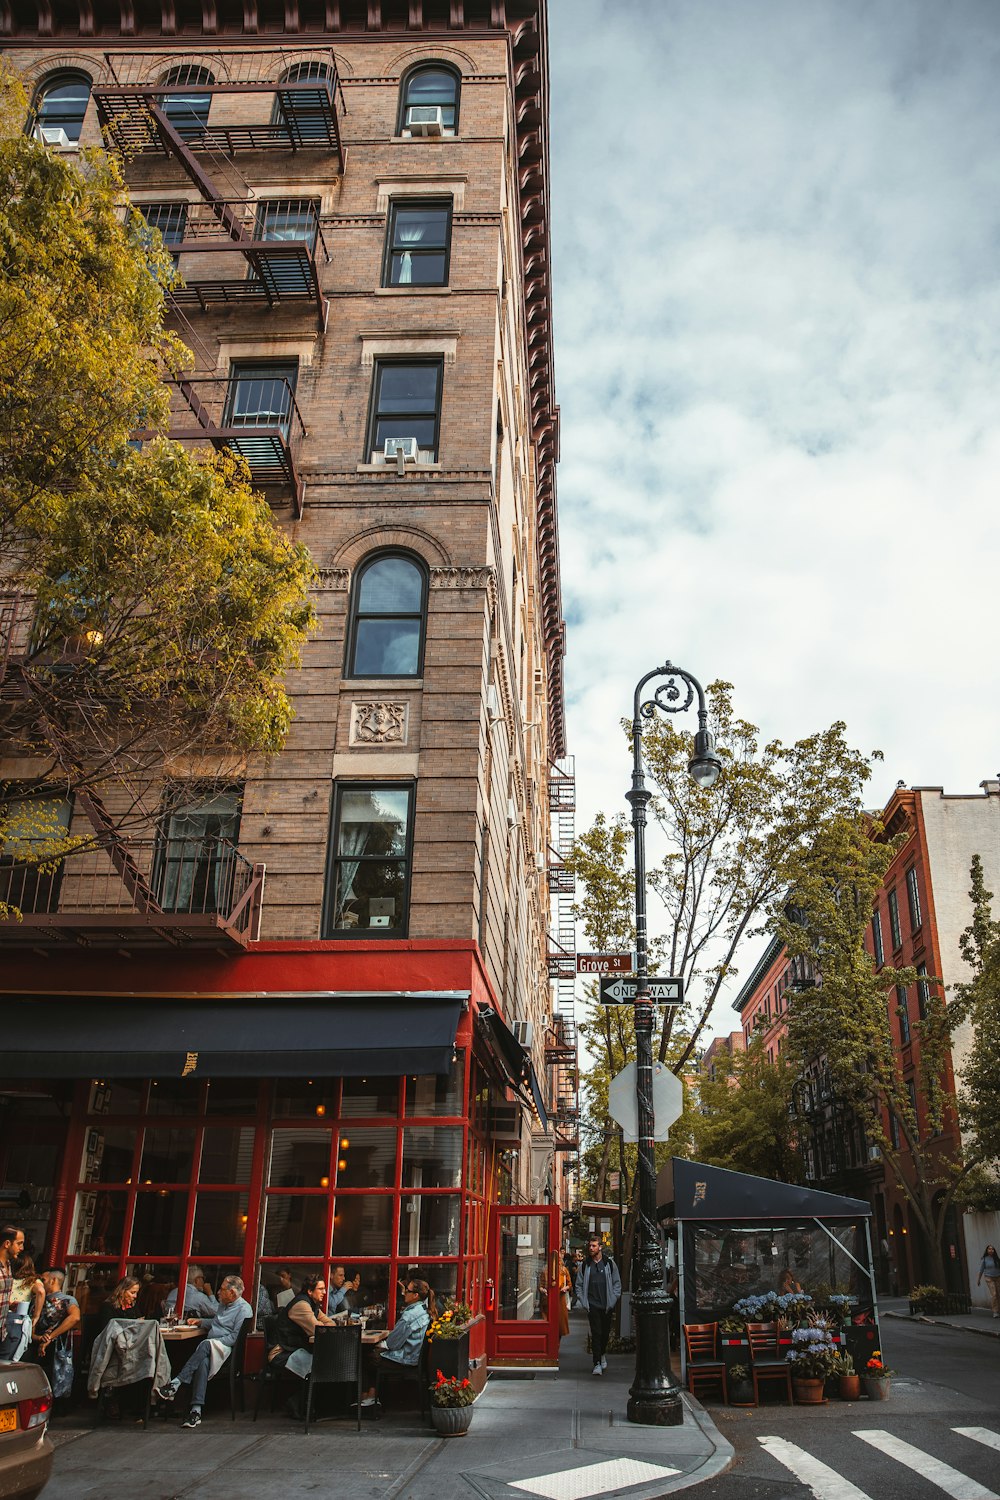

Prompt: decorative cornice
xmin=315 ymin=567 xmax=350 ymax=590
xmin=428 ymin=565 xmax=493 ymax=589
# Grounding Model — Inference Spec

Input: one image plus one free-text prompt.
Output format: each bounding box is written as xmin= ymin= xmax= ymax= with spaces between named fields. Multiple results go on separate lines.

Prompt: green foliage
xmin=949 ymin=856 xmax=1000 ymax=1178
xmin=691 ymin=1033 xmax=804 ymax=1182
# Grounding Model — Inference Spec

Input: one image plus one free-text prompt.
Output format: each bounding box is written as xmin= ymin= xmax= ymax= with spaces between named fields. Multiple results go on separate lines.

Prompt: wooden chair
xmin=682 ymin=1323 xmax=727 ymax=1404
xmin=745 ymin=1321 xmax=793 ymax=1405
xmin=304 ymin=1324 xmax=363 ymax=1434
xmin=374 ymin=1333 xmax=430 ymax=1422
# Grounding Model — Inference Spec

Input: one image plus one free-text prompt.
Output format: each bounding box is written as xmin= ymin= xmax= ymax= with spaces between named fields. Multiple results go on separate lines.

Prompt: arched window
xmin=347 ymin=553 xmax=427 ymax=678
xmin=398 ymin=64 xmax=460 ymax=135
xmin=32 ymin=71 xmax=92 ymax=146
xmin=274 ymin=60 xmax=334 ymax=141
xmin=160 ymin=64 xmax=215 ymax=141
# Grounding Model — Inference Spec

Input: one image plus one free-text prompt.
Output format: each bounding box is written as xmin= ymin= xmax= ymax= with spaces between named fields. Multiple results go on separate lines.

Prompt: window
xmin=256 ymin=199 xmax=319 ymax=249
xmin=347 ymin=552 xmax=427 ymax=678
xmin=384 ymin=201 xmax=452 ymax=287
xmin=871 ymin=909 xmax=884 ymax=967
xmin=399 ymin=64 xmax=460 ymax=134
xmin=916 ymin=963 xmax=930 ymax=1019
xmin=887 ymin=888 xmax=902 ymax=951
xmin=0 ymin=791 xmax=72 ymax=915
xmin=905 ymin=866 xmax=922 ymax=932
xmin=274 ymin=61 xmax=334 ymax=142
xmin=161 ymin=64 xmax=214 ymax=141
xmin=224 ymin=362 xmax=298 ymax=436
xmin=368 ymin=360 xmax=442 ymax=462
xmin=324 ymin=784 xmax=414 ymax=937
xmin=135 ymin=202 xmax=188 ymax=262
xmin=895 ymin=983 xmax=910 ymax=1046
xmin=32 ymin=72 xmax=91 ymax=146
xmin=152 ymin=786 xmax=242 ymax=915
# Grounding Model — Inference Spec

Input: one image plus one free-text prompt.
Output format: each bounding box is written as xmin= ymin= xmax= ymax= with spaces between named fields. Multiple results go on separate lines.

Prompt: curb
xmin=883 ymin=1310 xmax=1000 ymax=1341
xmin=656 ymin=1391 xmax=736 ymax=1496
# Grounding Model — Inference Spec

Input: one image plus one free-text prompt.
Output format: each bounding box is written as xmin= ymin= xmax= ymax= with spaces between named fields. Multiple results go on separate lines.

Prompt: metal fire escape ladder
xmin=547 ymin=756 xmax=579 ymax=1153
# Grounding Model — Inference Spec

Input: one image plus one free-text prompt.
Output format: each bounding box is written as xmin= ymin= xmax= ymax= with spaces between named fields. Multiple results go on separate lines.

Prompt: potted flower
xmin=862 ymin=1350 xmax=895 ymax=1400
xmin=426 ymin=1298 xmax=474 ymax=1383
xmin=728 ymin=1363 xmax=755 ymax=1406
xmin=832 ymin=1350 xmax=860 ymax=1401
xmin=429 ymin=1370 xmax=476 ymax=1436
xmin=786 ymin=1325 xmax=838 ymax=1403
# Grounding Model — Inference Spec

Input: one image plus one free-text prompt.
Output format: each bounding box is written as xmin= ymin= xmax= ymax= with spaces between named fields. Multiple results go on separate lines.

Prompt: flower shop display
xmin=426 ymin=1298 xmax=475 ymax=1383
xmin=832 ymin=1351 xmax=860 ymax=1401
xmin=731 ymin=1292 xmax=814 ymax=1328
xmin=429 ymin=1371 xmax=476 ymax=1436
xmin=786 ymin=1324 xmax=839 ymax=1403
xmin=862 ymin=1351 xmax=894 ymax=1400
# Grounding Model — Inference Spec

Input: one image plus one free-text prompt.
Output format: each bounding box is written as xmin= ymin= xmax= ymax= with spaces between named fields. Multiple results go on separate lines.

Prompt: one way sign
xmin=598 ymin=975 xmax=684 ymax=1005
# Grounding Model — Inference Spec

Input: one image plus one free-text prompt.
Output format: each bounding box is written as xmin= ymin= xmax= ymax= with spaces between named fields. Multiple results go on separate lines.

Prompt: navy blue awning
xmin=5 ymin=993 xmax=466 ymax=1078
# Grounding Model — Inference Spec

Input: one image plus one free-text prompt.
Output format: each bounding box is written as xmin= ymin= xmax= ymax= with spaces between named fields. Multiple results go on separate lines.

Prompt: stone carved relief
xmin=350 ymin=701 xmax=409 ymax=746
xmin=429 ymin=566 xmax=494 ymax=590
xmin=316 ymin=568 xmax=350 ymax=591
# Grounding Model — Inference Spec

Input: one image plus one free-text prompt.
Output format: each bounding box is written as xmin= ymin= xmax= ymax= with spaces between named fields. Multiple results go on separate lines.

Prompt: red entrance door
xmin=486 ymin=1204 xmax=562 ymax=1368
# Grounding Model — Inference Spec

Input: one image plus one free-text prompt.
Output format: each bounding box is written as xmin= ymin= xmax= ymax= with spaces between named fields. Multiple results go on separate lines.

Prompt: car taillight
xmin=18 ymin=1393 xmax=52 ymax=1430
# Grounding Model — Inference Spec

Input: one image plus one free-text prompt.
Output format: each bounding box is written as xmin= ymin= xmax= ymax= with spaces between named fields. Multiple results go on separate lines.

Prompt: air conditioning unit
xmin=38 ymin=126 xmax=70 ymax=147
xmin=512 ymin=1021 xmax=534 ymax=1050
xmin=407 ymin=105 xmax=444 ymax=136
xmin=384 ymin=436 xmax=418 ymax=462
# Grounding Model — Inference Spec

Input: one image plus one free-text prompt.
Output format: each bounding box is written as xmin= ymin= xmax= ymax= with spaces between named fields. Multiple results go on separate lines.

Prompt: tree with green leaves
xmin=0 ymin=63 xmax=316 ymax=912
xmin=943 ymin=855 xmax=1000 ymax=1212
xmin=690 ymin=1033 xmax=803 ymax=1182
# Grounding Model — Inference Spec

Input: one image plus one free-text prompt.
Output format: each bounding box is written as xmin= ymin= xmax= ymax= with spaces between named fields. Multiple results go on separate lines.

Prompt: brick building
xmin=0 ymin=0 xmax=575 ymax=1370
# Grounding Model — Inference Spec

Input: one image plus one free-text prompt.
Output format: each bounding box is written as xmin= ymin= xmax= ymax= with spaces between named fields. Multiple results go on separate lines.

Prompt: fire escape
xmin=94 ymin=52 xmax=347 ymax=519
xmin=546 ymin=757 xmax=579 ymax=1156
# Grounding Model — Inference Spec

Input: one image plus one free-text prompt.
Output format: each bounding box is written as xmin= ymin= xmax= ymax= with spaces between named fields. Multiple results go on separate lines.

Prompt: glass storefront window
xmin=130 ymin=1190 xmax=188 ymax=1256
xmin=496 ymin=1212 xmax=548 ymax=1321
xmin=332 ymin=1194 xmax=392 ymax=1257
xmin=261 ymin=1194 xmax=329 ymax=1258
xmin=71 ymin=1189 xmax=127 ymax=1256
xmin=88 ymin=1080 xmax=144 ymax=1114
xmin=192 ymin=1192 xmax=250 ymax=1257
xmin=147 ymin=1078 xmax=201 ymax=1115
xmin=335 ymin=1127 xmax=396 ymax=1189
xmin=405 ymin=1054 xmax=463 ymax=1117
xmin=340 ymin=1076 xmax=399 ymax=1118
xmin=397 ymin=1262 xmax=458 ymax=1306
xmin=201 ymin=1127 xmax=255 ymax=1183
xmin=139 ymin=1127 xmax=196 ymax=1183
xmin=398 ymin=1195 xmax=460 ymax=1257
xmin=402 ymin=1126 xmax=462 ymax=1189
xmin=257 ymin=1262 xmax=323 ymax=1320
xmin=205 ymin=1079 xmax=259 ymax=1116
xmin=273 ymin=1079 xmax=337 ymax=1119
xmin=268 ymin=1129 xmax=332 ymax=1188
xmin=82 ymin=1126 xmax=136 ymax=1184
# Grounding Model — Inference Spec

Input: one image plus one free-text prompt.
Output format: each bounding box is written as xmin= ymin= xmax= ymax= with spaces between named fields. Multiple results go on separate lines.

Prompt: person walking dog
xmin=576 ymin=1235 xmax=621 ymax=1376
xmin=977 ymin=1243 xmax=1000 ymax=1317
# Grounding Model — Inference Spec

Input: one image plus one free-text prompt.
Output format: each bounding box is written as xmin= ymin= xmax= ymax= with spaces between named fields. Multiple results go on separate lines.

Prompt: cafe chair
xmin=220 ymin=1314 xmax=252 ymax=1419
xmin=304 ymin=1324 xmax=363 ymax=1435
xmin=252 ymin=1316 xmax=298 ymax=1421
xmin=745 ymin=1321 xmax=793 ymax=1405
xmin=682 ymin=1322 xmax=727 ymax=1405
xmin=374 ymin=1333 xmax=430 ymax=1423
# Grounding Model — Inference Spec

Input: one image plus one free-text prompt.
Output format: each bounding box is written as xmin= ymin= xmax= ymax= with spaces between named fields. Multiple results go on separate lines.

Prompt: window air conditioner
xmin=407 ymin=105 xmax=444 ymax=136
xmin=513 ymin=1021 xmax=533 ymax=1049
xmin=38 ymin=126 xmax=70 ymax=147
xmin=384 ymin=436 xmax=419 ymax=462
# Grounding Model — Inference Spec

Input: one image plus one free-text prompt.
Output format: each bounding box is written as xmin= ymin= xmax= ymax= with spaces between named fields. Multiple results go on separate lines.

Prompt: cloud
xmin=548 ymin=0 xmax=1000 ymax=1032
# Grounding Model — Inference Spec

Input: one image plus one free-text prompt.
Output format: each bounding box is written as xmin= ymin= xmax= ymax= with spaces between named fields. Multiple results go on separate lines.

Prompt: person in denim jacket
xmin=361 ymin=1278 xmax=435 ymax=1406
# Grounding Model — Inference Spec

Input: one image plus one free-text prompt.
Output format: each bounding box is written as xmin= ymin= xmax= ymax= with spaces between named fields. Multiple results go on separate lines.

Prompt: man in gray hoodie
xmin=576 ymin=1235 xmax=621 ymax=1376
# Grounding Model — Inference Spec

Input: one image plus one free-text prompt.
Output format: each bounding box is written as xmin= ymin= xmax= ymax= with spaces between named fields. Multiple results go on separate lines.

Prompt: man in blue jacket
xmin=156 ymin=1275 xmax=252 ymax=1428
xmin=576 ymin=1235 xmax=621 ymax=1376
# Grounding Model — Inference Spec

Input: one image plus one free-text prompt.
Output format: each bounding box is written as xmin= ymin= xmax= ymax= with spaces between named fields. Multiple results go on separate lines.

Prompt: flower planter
xmin=430 ymin=1403 xmax=474 ymax=1437
xmin=792 ymin=1378 xmax=826 ymax=1405
xmin=428 ymin=1327 xmax=471 ymax=1384
xmin=838 ymin=1375 xmax=861 ymax=1401
xmin=729 ymin=1380 xmax=755 ymax=1407
xmin=863 ymin=1376 xmax=890 ymax=1401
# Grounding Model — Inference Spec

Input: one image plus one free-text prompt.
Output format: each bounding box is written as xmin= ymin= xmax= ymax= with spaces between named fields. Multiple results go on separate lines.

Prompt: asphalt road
xmin=696 ymin=1318 xmax=1000 ymax=1500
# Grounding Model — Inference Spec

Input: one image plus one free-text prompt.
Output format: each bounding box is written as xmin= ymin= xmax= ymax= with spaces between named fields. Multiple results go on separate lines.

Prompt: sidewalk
xmin=45 ymin=1315 xmax=733 ymax=1500
xmin=880 ymin=1294 xmax=1000 ymax=1340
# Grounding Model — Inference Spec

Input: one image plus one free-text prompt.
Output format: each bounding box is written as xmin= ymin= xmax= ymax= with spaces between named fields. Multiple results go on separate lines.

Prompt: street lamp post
xmin=625 ymin=662 xmax=721 ymax=1426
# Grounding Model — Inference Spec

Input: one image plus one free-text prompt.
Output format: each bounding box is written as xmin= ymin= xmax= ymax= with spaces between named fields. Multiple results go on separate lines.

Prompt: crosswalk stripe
xmin=508 ymin=1459 xmax=680 ymax=1500
xmin=757 ymin=1436 xmax=873 ymax=1500
xmin=853 ymin=1430 xmax=999 ymax=1500
xmin=954 ymin=1429 xmax=1000 ymax=1456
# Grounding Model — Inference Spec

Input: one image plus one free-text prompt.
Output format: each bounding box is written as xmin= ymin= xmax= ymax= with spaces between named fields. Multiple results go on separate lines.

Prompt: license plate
xmin=0 ymin=1409 xmax=16 ymax=1433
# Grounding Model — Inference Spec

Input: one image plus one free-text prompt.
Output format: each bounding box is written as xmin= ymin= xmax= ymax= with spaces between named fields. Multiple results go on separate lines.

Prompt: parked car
xmin=0 ymin=1360 xmax=54 ymax=1500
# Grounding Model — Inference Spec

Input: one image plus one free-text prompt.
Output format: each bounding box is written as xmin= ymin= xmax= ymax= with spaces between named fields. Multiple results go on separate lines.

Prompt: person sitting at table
xmin=778 ymin=1266 xmax=803 ymax=1296
xmin=327 ymin=1264 xmax=361 ymax=1317
xmin=155 ymin=1274 xmax=252 ymax=1430
xmin=275 ymin=1267 xmax=295 ymax=1309
xmin=97 ymin=1276 xmax=142 ymax=1334
xmin=266 ymin=1274 xmax=336 ymax=1418
xmin=359 ymin=1278 xmax=435 ymax=1408
xmin=163 ymin=1265 xmax=218 ymax=1320
xmin=33 ymin=1268 xmax=82 ymax=1409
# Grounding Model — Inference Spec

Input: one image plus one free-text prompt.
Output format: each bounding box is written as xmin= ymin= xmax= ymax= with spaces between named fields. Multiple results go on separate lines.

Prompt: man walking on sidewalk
xmin=576 ymin=1235 xmax=621 ymax=1376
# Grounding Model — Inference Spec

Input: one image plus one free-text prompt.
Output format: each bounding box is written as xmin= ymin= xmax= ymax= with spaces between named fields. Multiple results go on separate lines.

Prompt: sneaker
xmin=592 ymin=1363 xmax=602 ymax=1376
xmin=181 ymin=1409 xmax=202 ymax=1429
xmin=600 ymin=1356 xmax=607 ymax=1369
xmin=156 ymin=1382 xmax=178 ymax=1403
xmin=360 ymin=1396 xmax=377 ymax=1407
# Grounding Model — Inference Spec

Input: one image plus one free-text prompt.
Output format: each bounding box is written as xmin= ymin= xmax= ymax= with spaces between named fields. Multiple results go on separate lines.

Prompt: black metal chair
xmin=304 ymin=1324 xmax=363 ymax=1434
xmin=219 ymin=1314 xmax=252 ymax=1419
xmin=374 ymin=1333 xmax=430 ymax=1422
xmin=252 ymin=1315 xmax=299 ymax=1421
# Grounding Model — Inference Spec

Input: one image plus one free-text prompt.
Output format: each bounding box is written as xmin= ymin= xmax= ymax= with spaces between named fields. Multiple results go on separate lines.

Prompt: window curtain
xmin=395 ymin=222 xmax=426 ymax=284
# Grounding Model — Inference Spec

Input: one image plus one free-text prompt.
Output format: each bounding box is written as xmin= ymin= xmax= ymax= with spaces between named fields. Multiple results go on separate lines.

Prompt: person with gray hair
xmin=156 ymin=1274 xmax=251 ymax=1429
xmin=163 ymin=1264 xmax=218 ymax=1319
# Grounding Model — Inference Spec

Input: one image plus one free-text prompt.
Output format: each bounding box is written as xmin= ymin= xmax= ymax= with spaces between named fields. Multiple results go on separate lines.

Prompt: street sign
xmin=598 ymin=975 xmax=684 ymax=1005
xmin=577 ymin=952 xmax=633 ymax=974
xmin=608 ymin=1061 xmax=684 ymax=1142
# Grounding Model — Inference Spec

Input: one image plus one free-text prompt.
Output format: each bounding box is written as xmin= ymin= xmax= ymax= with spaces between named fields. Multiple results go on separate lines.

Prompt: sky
xmin=546 ymin=0 xmax=1000 ymax=1038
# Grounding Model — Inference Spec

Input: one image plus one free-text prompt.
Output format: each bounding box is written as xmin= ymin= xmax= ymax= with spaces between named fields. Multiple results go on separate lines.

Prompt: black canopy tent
xmin=657 ymin=1158 xmax=880 ymax=1379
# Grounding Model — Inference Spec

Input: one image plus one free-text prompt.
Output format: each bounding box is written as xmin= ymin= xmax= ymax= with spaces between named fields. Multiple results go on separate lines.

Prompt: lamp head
xmin=688 ymin=727 xmax=722 ymax=789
